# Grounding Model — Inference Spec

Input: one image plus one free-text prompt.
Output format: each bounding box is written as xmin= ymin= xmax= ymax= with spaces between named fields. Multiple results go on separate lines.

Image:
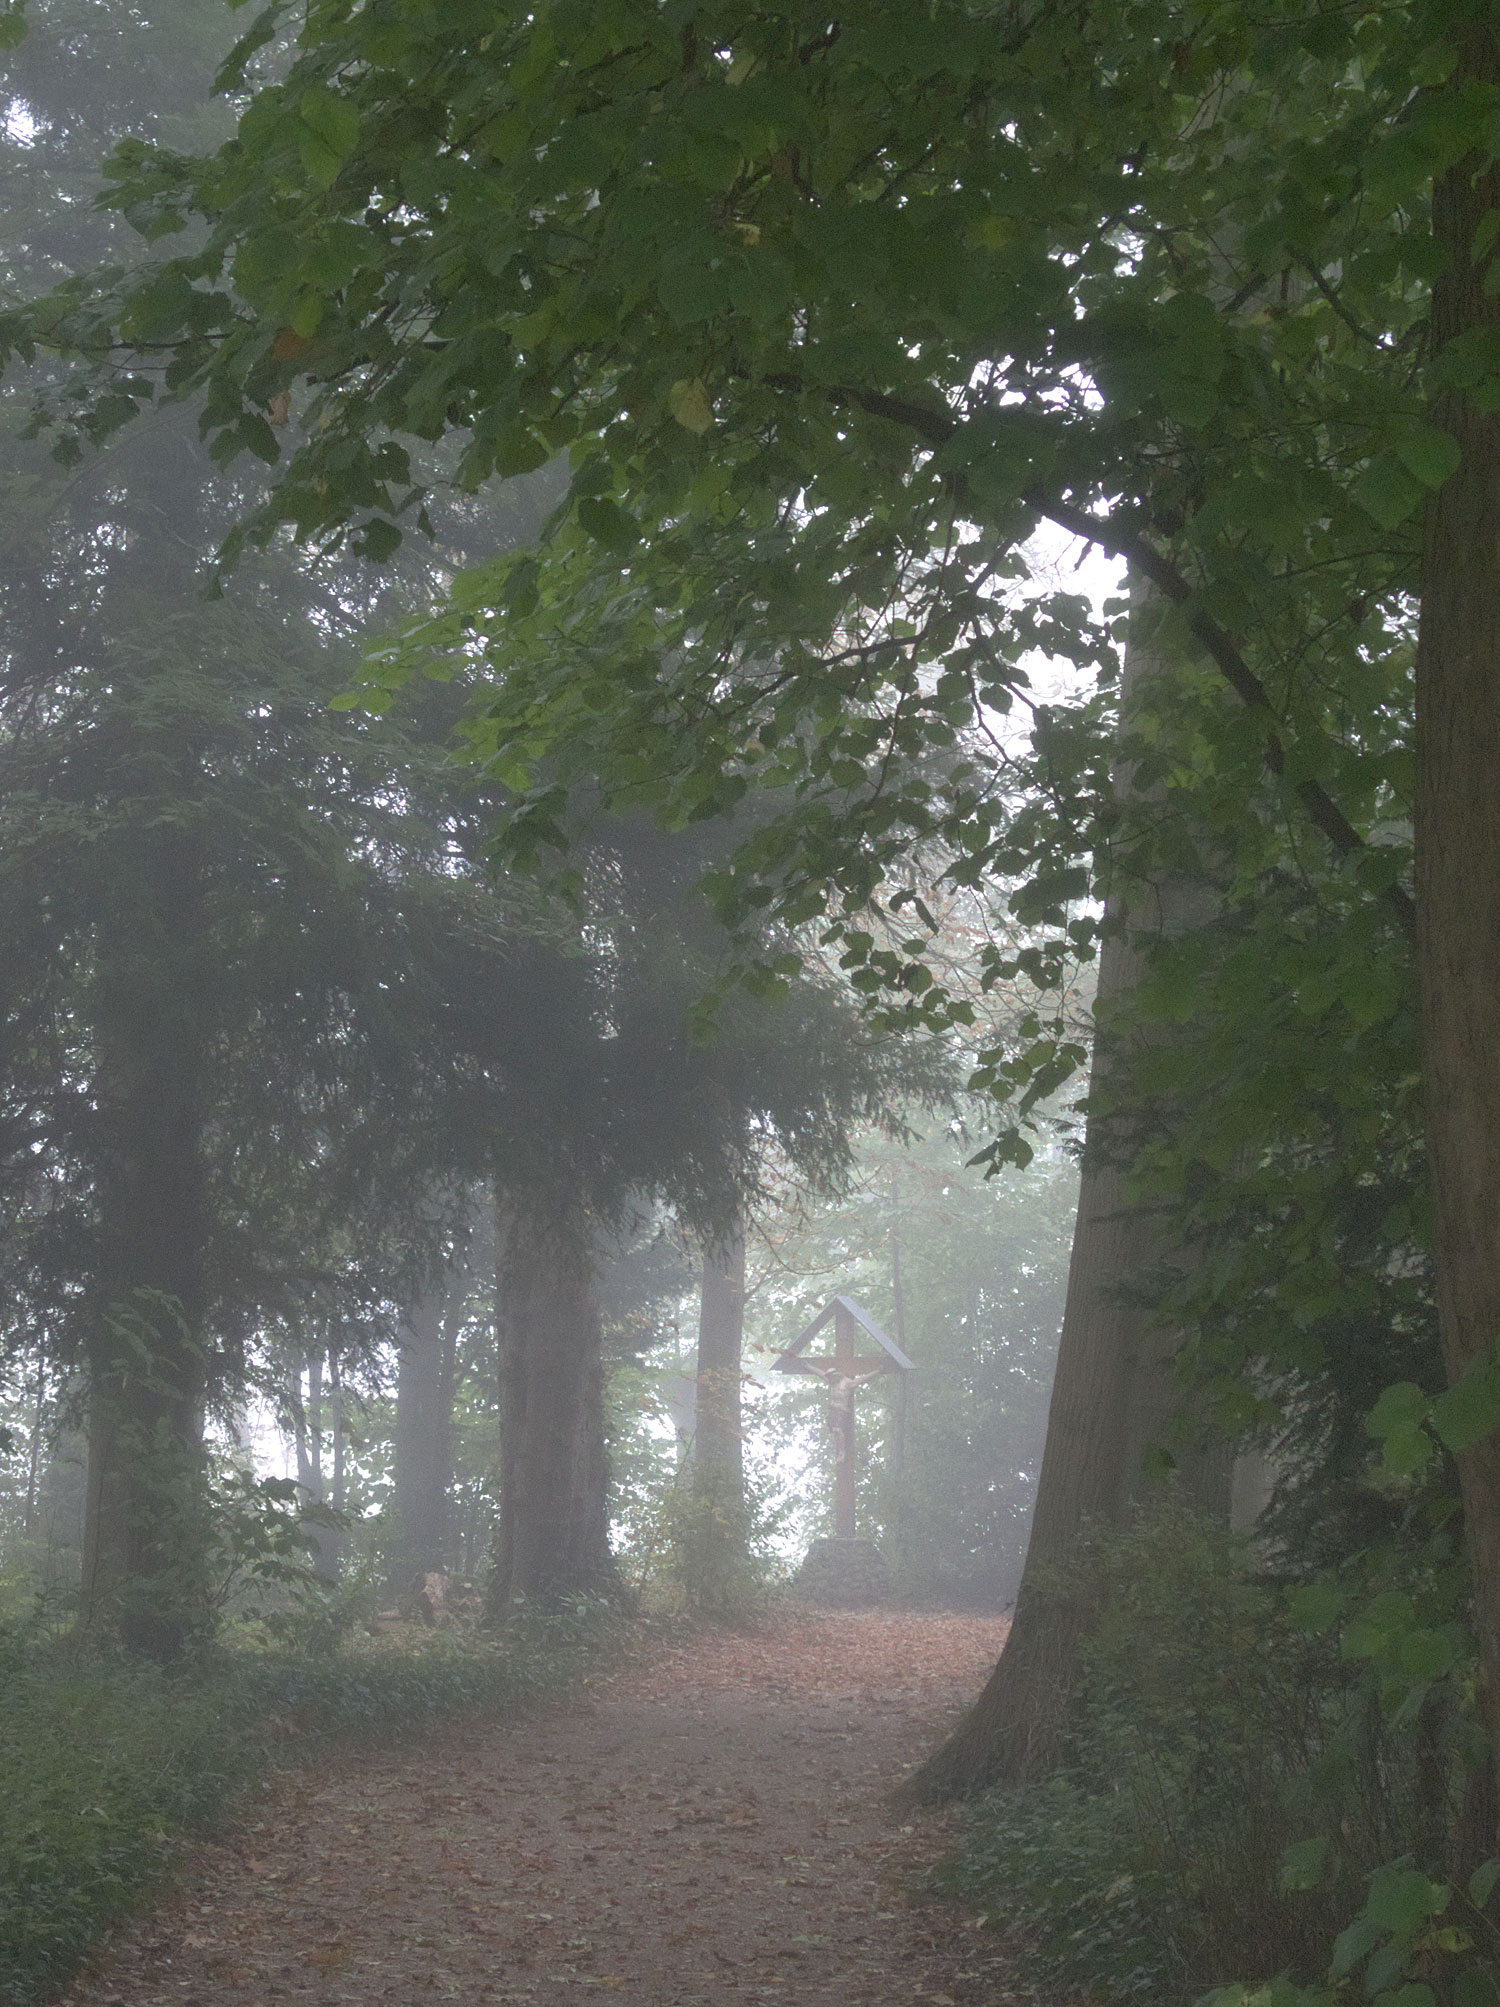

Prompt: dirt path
xmin=63 ymin=1611 xmax=1026 ymax=2006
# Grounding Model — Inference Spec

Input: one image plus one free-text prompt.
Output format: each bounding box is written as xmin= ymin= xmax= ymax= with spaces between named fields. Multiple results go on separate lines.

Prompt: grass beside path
xmin=0 ymin=1607 xmax=614 ymax=2007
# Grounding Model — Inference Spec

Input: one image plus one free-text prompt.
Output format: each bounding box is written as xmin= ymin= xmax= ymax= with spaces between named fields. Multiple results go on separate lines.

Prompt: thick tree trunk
xmin=1414 ymin=23 xmax=1500 ymax=1843
xmin=487 ymin=1197 xmax=619 ymax=1613
xmin=909 ymin=609 xmax=1225 ymax=1798
xmin=907 ymin=923 xmax=1158 ymax=1795
xmin=79 ymin=833 xmax=211 ymax=1660
xmin=389 ymin=1270 xmax=465 ymax=1590
xmin=690 ymin=1226 xmax=748 ymax=1610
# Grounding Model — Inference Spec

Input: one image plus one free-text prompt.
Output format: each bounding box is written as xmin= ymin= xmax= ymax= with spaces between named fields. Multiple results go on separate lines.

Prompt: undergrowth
xmin=0 ymin=1598 xmax=616 ymax=2007
xmin=932 ymin=1508 xmax=1482 ymax=2006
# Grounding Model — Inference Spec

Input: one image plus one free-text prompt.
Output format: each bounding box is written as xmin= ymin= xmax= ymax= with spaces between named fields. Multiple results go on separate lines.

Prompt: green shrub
xmin=0 ymin=1605 xmax=613 ymax=2007
xmin=0 ymin=1651 xmax=249 ymax=2005
xmin=617 ymin=1451 xmax=788 ymax=1620
xmin=935 ymin=1506 xmax=1479 ymax=2005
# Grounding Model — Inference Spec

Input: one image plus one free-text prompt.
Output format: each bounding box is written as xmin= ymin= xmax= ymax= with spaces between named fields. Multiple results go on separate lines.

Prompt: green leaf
xmin=502 ymin=557 xmax=541 ymax=617
xmin=1393 ymin=426 xmax=1462 ymax=489
xmin=297 ymin=127 xmax=343 ymax=189
xmin=1432 ymin=1350 xmax=1500 ymax=1453
xmin=1366 ymin=1383 xmax=1434 ymax=1472
xmin=493 ymin=427 xmax=550 ymax=478
xmin=1365 ymin=1867 xmax=1450 ymax=1935
xmin=1331 ymin=1916 xmax=1382 ymax=1980
xmin=450 ymin=562 xmax=501 ymax=613
xmin=1288 ymin=1580 xmax=1347 ymax=1633
xmin=1351 ymin=454 xmax=1426 ymax=529
xmin=1467 ymin=1860 xmax=1500 ymax=1911
xmin=1384 ymin=1425 xmax=1435 ymax=1477
xmin=1396 ymin=1627 xmax=1457 ymax=1680
xmin=1367 ymin=1382 xmax=1431 ymax=1438
xmin=356 ymin=518 xmax=402 ymax=562
xmin=668 ymin=377 xmax=715 ymax=433
xmin=576 ymin=496 xmax=639 ymax=551
xmin=298 ymin=88 xmax=360 ymax=164
xmin=656 ymin=259 xmax=716 ymax=325
xmin=1281 ymin=1837 xmax=1329 ymax=1891
xmin=1343 ymin=1592 xmax=1417 ymax=1660
xmin=289 ymin=292 xmax=325 ymax=338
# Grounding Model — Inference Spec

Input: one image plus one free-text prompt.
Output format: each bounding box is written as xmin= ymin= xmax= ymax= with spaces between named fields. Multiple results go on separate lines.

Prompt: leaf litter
xmin=58 ymin=1609 xmax=1057 ymax=2005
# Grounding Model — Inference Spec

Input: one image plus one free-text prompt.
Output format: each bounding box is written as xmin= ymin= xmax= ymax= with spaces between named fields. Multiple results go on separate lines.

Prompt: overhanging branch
xmin=828 ymin=380 xmax=1417 ymax=935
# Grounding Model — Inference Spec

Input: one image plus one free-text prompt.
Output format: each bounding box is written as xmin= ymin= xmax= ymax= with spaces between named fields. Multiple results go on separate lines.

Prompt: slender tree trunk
xmin=307 ymin=1350 xmax=339 ymax=1582
xmin=909 ymin=607 xmax=1225 ymax=1798
xmin=307 ymin=1350 xmax=324 ymax=1492
xmin=390 ymin=1265 xmax=466 ymax=1590
xmin=289 ymin=1352 xmax=314 ymax=1497
xmin=295 ymin=1347 xmax=341 ymax=1583
xmin=695 ymin=1227 xmax=746 ymax=1495
xmin=22 ymin=1361 xmax=45 ymax=1536
xmin=1414 ymin=22 xmax=1500 ymax=1847
xmin=690 ymin=1224 xmax=747 ymax=1608
xmin=487 ymin=1196 xmax=619 ymax=1614
xmin=890 ymin=1180 xmax=909 ymax=1476
xmin=329 ymin=1350 xmax=346 ymax=1517
xmin=328 ymin=1345 xmax=347 ymax=1577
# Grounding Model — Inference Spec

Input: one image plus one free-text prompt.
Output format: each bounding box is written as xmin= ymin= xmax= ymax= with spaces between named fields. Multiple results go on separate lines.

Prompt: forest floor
xmin=58 ymin=1609 xmax=1035 ymax=2007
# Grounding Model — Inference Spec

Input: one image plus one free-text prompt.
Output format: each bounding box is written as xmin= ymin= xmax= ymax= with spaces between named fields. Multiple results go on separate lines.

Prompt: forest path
xmin=63 ymin=1610 xmax=1026 ymax=2007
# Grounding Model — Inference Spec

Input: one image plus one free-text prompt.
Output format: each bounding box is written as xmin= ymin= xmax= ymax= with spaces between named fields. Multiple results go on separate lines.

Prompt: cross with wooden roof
xmin=773 ymin=1296 xmax=914 ymax=1540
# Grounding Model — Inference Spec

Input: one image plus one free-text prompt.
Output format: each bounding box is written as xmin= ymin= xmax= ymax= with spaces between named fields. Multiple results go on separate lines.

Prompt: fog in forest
xmin=0 ymin=2 xmax=1491 ymax=2004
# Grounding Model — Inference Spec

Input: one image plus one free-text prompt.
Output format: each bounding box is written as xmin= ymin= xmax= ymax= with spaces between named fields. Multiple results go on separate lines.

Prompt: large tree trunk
xmin=908 ymin=923 xmax=1160 ymax=1794
xmin=1414 ymin=22 xmax=1500 ymax=1845
xmin=80 ymin=835 xmax=211 ymax=1660
xmin=909 ymin=609 xmax=1226 ymax=1798
xmin=389 ymin=1267 xmax=466 ymax=1590
xmin=689 ymin=1224 xmax=748 ymax=1611
xmin=487 ymin=1197 xmax=619 ymax=1613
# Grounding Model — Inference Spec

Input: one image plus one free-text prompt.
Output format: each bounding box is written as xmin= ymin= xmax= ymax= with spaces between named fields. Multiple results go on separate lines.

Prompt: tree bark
xmin=1414 ymin=20 xmax=1500 ymax=1843
xmin=890 ymin=1181 xmax=910 ymax=1475
xmin=906 ymin=921 xmax=1158 ymax=1794
xmin=389 ymin=1267 xmax=465 ymax=1590
xmin=689 ymin=1225 xmax=748 ymax=1599
xmin=289 ymin=1351 xmax=316 ymax=1499
xmin=295 ymin=1347 xmax=342 ymax=1583
xmin=79 ymin=830 xmax=212 ymax=1661
xmin=22 ymin=1361 xmax=45 ymax=1537
xmin=908 ymin=607 xmax=1226 ymax=1798
xmin=328 ymin=1345 xmax=347 ymax=1577
xmin=695 ymin=1227 xmax=746 ymax=1496
xmin=487 ymin=1196 xmax=619 ymax=1613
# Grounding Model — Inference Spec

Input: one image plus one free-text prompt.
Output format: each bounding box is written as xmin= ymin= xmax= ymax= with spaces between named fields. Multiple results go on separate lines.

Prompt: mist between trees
xmin=3 ymin=1 xmax=1500 ymax=2004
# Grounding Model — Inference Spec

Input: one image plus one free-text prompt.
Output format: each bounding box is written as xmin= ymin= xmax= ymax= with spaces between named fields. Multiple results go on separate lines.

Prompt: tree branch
xmin=827 ymin=380 xmax=1417 ymax=935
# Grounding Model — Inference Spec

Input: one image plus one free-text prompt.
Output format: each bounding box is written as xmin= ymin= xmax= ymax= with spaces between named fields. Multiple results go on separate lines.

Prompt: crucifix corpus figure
xmin=773 ymin=1295 xmax=913 ymax=1541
